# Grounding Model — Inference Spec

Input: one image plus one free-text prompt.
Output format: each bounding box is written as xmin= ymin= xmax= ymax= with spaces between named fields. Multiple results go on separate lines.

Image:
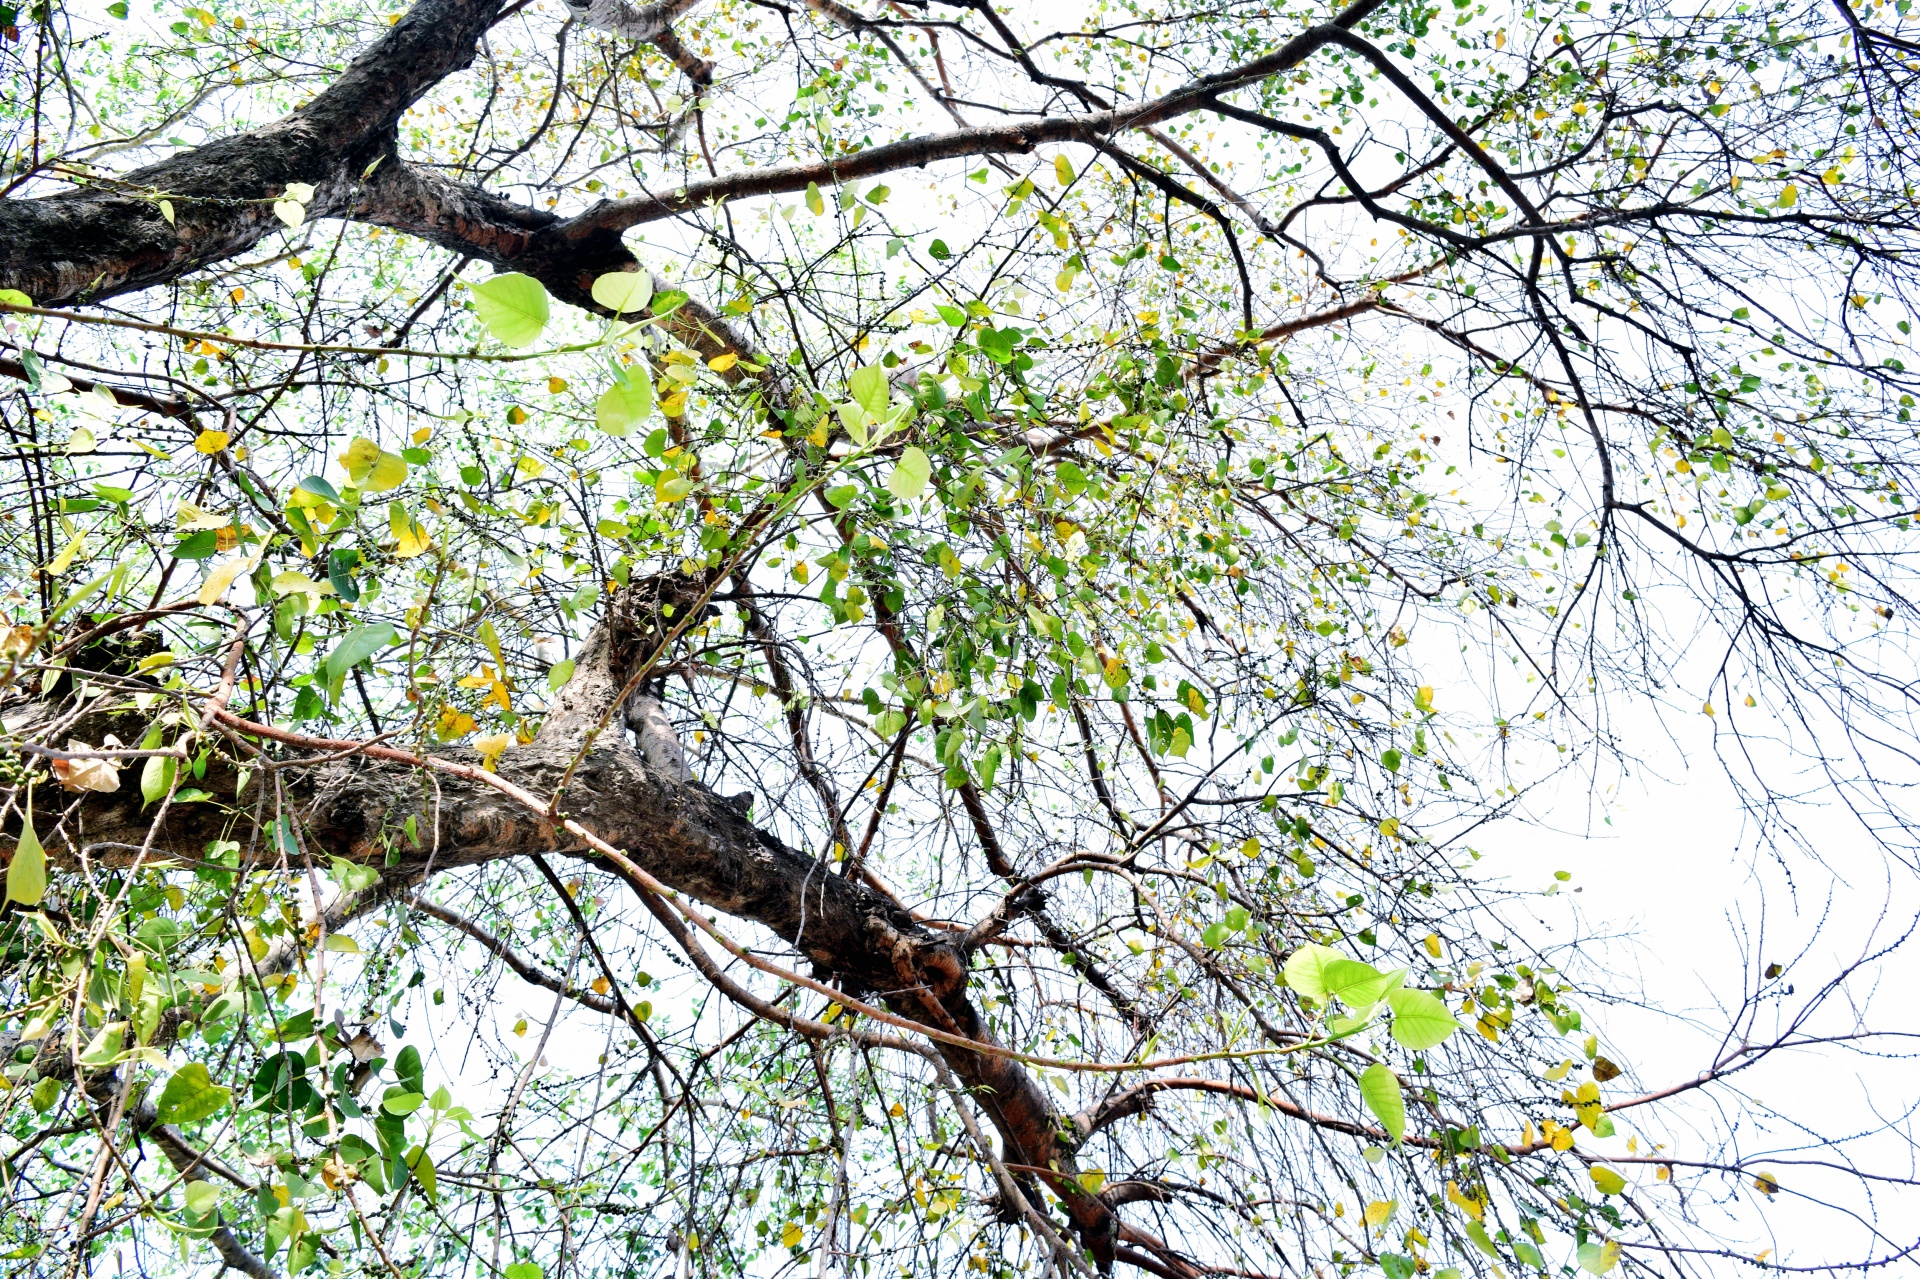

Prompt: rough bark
xmin=3 ymin=589 xmax=1123 ymax=1263
xmin=0 ymin=0 xmax=505 ymax=306
xmin=0 ymin=0 xmax=1387 ymax=314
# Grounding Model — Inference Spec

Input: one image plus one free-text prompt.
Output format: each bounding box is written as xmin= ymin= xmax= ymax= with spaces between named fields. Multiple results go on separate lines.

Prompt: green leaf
xmin=1322 ymin=959 xmax=1406 ymax=1008
xmin=183 ymin=1181 xmax=220 ymax=1215
xmin=836 ymin=400 xmax=871 ymax=447
xmin=329 ymin=857 xmax=380 ymax=895
xmin=1386 ymin=987 xmax=1463 ymax=1050
xmin=295 ymin=475 xmax=340 ymax=503
xmin=504 ymin=1267 xmax=544 ymax=1279
xmin=1282 ymin=943 xmax=1344 ymax=1000
xmin=157 ymin=1062 xmax=232 ymax=1124
xmin=596 ymin=367 xmax=654 ymax=436
xmin=1464 ymin=1221 xmax=1500 ymax=1259
xmin=887 ymin=446 xmax=932 ymax=501
xmin=405 ymin=1144 xmax=438 ymax=1201
xmin=140 ymin=753 xmax=177 ymax=807
xmin=382 ymin=1091 xmax=425 ymax=1116
xmin=6 ymin=807 xmax=46 ymax=906
xmin=1381 ymin=748 xmax=1402 ymax=773
xmin=1359 ymin=1063 xmax=1405 ymax=1144
xmin=590 ymin=270 xmax=653 ymax=315
xmin=326 ymin=623 xmax=397 ymax=682
xmin=471 ymin=273 xmax=550 ymax=347
xmin=548 ymin=658 xmax=576 ymax=692
xmin=935 ymin=304 xmax=966 ymax=327
xmin=1201 ymin=921 xmax=1231 ymax=949
xmin=1589 ymin=1166 xmax=1626 ymax=1195
xmin=1577 ymin=1241 xmax=1620 ymax=1274
xmin=80 ymin=1021 xmax=127 ymax=1068
xmin=805 ymin=181 xmax=825 ymax=216
xmin=848 ymin=364 xmax=890 ymax=420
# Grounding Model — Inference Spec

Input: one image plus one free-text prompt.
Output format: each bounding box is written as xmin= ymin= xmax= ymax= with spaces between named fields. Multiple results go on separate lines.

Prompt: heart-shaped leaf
xmin=590 ymin=270 xmax=653 ymax=315
xmin=471 ymin=272 xmax=550 ymax=348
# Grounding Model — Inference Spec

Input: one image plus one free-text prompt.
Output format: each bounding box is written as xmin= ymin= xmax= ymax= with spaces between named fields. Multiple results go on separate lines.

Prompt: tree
xmin=2 ymin=0 xmax=1917 ymax=1274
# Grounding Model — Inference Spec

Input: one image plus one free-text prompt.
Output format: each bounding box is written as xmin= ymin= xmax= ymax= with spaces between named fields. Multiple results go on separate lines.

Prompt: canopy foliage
xmin=2 ymin=0 xmax=1918 ymax=1276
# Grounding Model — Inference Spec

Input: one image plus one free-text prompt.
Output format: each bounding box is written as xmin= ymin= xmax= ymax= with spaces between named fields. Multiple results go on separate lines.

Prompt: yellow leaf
xmin=1446 ymin=1180 xmax=1485 ymax=1222
xmin=781 ymin=1221 xmax=803 ymax=1249
xmin=805 ymin=182 xmax=824 ymax=216
xmin=1054 ymin=153 xmax=1076 ymax=186
xmin=435 ymin=706 xmax=477 ymax=741
xmin=269 ymin=571 xmax=332 ymax=605
xmin=367 ymin=449 xmax=408 ymax=493
xmin=177 ymin=502 xmax=231 ymax=530
xmin=547 ymin=377 xmax=568 ymax=394
xmin=1363 ymin=1199 xmax=1395 ymax=1228
xmin=1753 ymin=1171 xmax=1780 ymax=1196
xmin=474 ymin=732 xmax=512 ymax=772
xmin=340 ymin=436 xmax=383 ymax=483
xmin=707 ymin=352 xmax=739 ymax=372
xmin=46 ymin=532 xmax=85 ymax=575
xmin=1589 ymin=1166 xmax=1626 ymax=1196
xmin=591 ymin=976 xmax=610 ymax=995
xmin=1495 ymin=27 xmax=1506 ymax=47
xmin=512 ymin=1017 xmax=528 ymax=1036
xmin=389 ymin=502 xmax=431 ymax=558
xmin=1423 ymin=932 xmax=1442 ymax=959
xmin=198 ymin=555 xmax=253 ymax=607
xmin=194 ymin=429 xmax=230 ymax=454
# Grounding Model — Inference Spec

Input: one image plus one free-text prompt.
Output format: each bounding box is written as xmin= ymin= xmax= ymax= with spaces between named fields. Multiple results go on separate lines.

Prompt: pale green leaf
xmin=471 ymin=272 xmax=550 ymax=347
xmin=596 ymin=368 xmax=654 ymax=436
xmin=1359 ymin=1063 xmax=1405 ymax=1143
xmin=6 ymin=809 xmax=47 ymax=906
xmin=887 ymin=446 xmax=932 ymax=501
xmin=848 ymin=364 xmax=890 ymax=420
xmin=1323 ymin=960 xmax=1407 ymax=1008
xmin=1387 ymin=987 xmax=1464 ymax=1050
xmin=80 ymin=1021 xmax=127 ymax=1068
xmin=1282 ymin=943 xmax=1345 ymax=1001
xmin=590 ymin=270 xmax=653 ymax=315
